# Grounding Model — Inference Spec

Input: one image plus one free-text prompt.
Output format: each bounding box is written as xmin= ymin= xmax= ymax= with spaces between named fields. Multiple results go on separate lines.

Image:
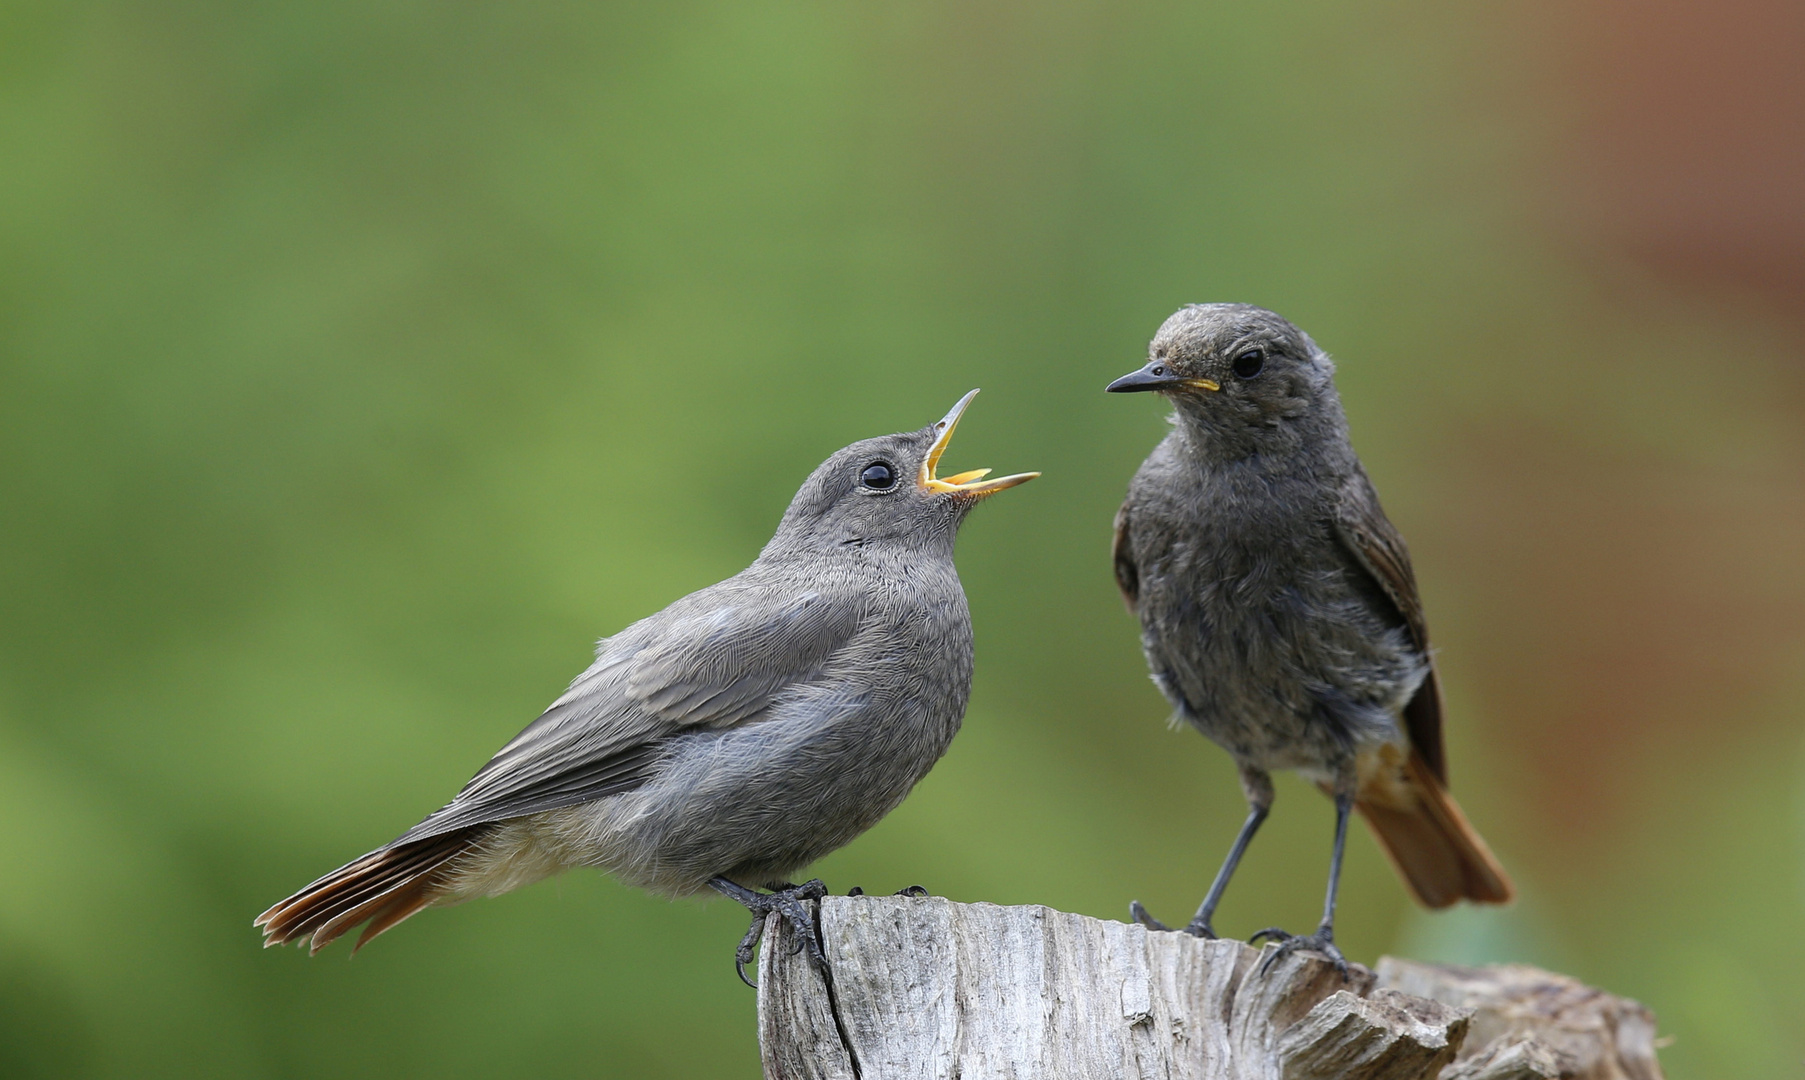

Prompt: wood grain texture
xmin=758 ymin=897 xmax=1663 ymax=1080
xmin=1376 ymin=959 xmax=1663 ymax=1080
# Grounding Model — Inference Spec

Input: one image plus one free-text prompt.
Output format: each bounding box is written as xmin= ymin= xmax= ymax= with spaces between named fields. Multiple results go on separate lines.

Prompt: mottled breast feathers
xmin=1112 ymin=460 xmax=1448 ymax=782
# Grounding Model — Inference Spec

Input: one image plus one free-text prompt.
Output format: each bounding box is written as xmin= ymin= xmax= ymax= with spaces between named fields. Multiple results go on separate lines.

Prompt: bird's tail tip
xmin=255 ymin=829 xmax=478 ymax=954
xmin=1357 ymin=752 xmax=1514 ymax=909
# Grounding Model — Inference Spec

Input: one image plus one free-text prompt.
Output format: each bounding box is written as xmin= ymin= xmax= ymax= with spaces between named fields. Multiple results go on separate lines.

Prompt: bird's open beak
xmin=1105 ymin=361 xmax=1219 ymax=394
xmin=920 ymin=389 xmax=1040 ymax=496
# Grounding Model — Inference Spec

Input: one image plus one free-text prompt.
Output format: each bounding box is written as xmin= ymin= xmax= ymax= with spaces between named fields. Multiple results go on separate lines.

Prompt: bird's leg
xmin=1251 ymin=787 xmax=1354 ymax=979
xmin=708 ymin=877 xmax=829 ymax=988
xmin=1132 ymin=766 xmax=1273 ymax=938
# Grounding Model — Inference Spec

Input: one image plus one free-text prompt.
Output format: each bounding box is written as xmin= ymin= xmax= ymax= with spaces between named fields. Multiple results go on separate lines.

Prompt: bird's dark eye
xmin=1232 ymin=349 xmax=1265 ymax=378
xmin=860 ymin=462 xmax=895 ymax=490
xmin=1151 ymin=364 xmax=1166 ymax=376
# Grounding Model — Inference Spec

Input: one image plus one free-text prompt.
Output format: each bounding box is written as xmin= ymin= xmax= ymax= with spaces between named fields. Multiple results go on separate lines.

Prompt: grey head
xmin=762 ymin=389 xmax=1039 ymax=559
xmin=1106 ymin=304 xmax=1345 ymax=459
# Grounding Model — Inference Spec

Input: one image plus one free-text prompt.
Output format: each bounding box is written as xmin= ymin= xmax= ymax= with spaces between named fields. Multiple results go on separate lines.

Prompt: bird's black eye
xmin=1151 ymin=364 xmax=1166 ymax=376
xmin=860 ymin=462 xmax=895 ymax=490
xmin=1232 ymin=349 xmax=1265 ymax=378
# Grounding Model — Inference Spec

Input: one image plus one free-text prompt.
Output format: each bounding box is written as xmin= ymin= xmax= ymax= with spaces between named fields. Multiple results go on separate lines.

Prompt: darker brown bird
xmin=1108 ymin=304 xmax=1511 ymax=974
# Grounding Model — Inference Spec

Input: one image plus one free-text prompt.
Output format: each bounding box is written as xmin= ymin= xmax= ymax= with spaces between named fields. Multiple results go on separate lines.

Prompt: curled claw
xmin=1130 ymin=901 xmax=1218 ymax=938
xmin=1130 ymin=901 xmax=1172 ymax=932
xmin=732 ymin=918 xmax=765 ymax=987
xmin=710 ymin=877 xmax=830 ymax=988
xmin=1253 ymin=926 xmax=1349 ymax=980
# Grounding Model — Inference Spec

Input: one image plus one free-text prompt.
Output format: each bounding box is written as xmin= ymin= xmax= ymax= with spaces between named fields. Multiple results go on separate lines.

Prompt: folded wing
xmin=391 ymin=578 xmax=866 ymax=847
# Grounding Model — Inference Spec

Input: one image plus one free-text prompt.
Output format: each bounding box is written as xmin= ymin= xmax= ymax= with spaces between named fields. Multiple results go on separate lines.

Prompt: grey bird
xmin=1106 ymin=304 xmax=1511 ymax=974
xmin=256 ymin=390 xmax=1036 ymax=983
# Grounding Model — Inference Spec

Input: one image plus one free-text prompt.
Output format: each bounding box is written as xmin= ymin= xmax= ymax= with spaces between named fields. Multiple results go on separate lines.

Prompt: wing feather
xmin=392 ymin=576 xmax=864 ymax=847
xmin=1112 ymin=502 xmax=1140 ymax=611
xmin=1331 ymin=466 xmax=1447 ymax=783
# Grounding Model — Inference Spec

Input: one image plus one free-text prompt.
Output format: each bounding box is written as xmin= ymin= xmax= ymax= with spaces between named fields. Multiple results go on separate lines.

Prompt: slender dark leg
xmin=708 ymin=877 xmax=829 ymax=988
xmin=1250 ymin=789 xmax=1354 ymax=978
xmin=1133 ymin=767 xmax=1275 ymax=938
xmin=1187 ymin=803 xmax=1269 ymax=935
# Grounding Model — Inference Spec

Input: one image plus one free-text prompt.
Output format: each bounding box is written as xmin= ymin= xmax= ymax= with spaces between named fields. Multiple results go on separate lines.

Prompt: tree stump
xmin=756 ymin=897 xmax=1663 ymax=1080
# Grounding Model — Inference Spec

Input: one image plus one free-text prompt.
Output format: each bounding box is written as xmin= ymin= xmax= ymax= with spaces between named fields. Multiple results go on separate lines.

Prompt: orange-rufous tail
xmin=1353 ymin=746 xmax=1513 ymax=908
xmin=254 ymin=827 xmax=483 ymax=954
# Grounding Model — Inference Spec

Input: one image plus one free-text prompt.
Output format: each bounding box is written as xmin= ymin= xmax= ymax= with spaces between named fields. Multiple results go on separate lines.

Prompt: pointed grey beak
xmin=1106 ymin=361 xmax=1219 ymax=394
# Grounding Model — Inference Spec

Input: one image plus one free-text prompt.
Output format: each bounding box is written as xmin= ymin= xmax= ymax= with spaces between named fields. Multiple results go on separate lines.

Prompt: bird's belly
xmin=1140 ymin=572 xmax=1418 ymax=773
xmin=1171 ymin=677 xmax=1368 ymax=775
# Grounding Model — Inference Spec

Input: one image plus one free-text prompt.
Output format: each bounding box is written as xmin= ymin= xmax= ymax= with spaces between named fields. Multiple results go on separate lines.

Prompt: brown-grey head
xmin=766 ymin=389 xmax=1039 ymax=554
xmin=1106 ymin=304 xmax=1338 ymax=440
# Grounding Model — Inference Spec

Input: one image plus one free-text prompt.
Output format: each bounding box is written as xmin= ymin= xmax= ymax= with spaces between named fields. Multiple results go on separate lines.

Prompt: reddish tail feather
xmin=255 ymin=827 xmax=484 ymax=954
xmin=1354 ymin=749 xmax=1514 ymax=909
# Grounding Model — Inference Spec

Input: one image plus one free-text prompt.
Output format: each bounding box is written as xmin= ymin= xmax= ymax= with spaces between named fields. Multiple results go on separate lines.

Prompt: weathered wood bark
xmin=757 ymin=897 xmax=1663 ymax=1080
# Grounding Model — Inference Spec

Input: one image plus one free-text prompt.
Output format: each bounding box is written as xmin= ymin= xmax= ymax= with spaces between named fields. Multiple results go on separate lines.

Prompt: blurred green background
xmin=3 ymin=1 xmax=1802 ymax=1077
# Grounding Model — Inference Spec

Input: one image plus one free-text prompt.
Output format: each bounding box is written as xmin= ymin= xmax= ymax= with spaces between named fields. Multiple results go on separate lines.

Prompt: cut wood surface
xmin=757 ymin=897 xmax=1663 ymax=1080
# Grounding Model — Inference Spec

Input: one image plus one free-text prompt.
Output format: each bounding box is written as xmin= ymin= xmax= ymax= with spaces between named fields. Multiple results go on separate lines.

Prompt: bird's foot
xmin=1129 ymin=900 xmax=1170 ymax=931
xmin=1250 ymin=924 xmax=1349 ymax=979
xmin=846 ymin=884 xmax=929 ymax=897
xmin=708 ymin=877 xmax=829 ymax=988
xmin=1129 ymin=901 xmax=1218 ymax=939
